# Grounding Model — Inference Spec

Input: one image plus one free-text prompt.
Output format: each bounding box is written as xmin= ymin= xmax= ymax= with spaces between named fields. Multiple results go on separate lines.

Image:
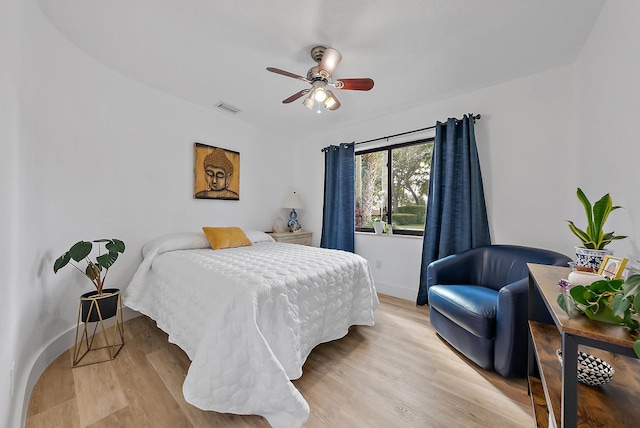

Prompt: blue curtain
xmin=321 ymin=143 xmax=355 ymax=252
xmin=417 ymin=114 xmax=491 ymax=305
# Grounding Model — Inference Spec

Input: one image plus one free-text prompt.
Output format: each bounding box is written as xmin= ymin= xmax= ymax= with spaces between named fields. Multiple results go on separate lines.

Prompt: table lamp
xmin=283 ymin=191 xmax=303 ymax=232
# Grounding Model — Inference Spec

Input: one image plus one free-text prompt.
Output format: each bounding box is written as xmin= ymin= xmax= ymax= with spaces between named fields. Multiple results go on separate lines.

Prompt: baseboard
xmin=19 ymin=306 xmax=140 ymax=428
xmin=373 ymin=280 xmax=417 ymax=302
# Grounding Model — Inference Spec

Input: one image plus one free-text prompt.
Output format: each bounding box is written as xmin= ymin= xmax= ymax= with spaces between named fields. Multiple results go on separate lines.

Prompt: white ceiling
xmin=37 ymin=0 xmax=605 ymax=138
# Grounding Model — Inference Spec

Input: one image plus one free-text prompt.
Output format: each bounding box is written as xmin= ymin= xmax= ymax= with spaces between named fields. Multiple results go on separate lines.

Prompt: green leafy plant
xmin=567 ymin=188 xmax=626 ymax=250
xmin=558 ymin=274 xmax=640 ymax=358
xmin=53 ymin=239 xmax=125 ymax=295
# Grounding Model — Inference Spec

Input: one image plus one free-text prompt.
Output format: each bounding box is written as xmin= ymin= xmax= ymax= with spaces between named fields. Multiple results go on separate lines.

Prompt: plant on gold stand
xmin=53 ymin=238 xmax=126 ymax=366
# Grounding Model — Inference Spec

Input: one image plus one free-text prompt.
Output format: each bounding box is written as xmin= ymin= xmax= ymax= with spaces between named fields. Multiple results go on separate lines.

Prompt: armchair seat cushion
xmin=428 ymin=285 xmax=498 ymax=338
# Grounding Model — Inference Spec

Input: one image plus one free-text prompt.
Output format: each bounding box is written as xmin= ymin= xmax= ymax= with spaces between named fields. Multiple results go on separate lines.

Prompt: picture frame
xmin=194 ymin=143 xmax=240 ymax=200
xmin=597 ymin=255 xmax=628 ymax=279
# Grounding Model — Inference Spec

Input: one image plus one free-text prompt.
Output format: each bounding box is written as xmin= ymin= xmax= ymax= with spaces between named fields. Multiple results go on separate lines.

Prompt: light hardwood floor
xmin=26 ymin=294 xmax=533 ymax=427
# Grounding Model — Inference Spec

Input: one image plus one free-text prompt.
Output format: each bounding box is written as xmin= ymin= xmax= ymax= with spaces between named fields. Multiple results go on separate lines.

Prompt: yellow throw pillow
xmin=202 ymin=227 xmax=252 ymax=250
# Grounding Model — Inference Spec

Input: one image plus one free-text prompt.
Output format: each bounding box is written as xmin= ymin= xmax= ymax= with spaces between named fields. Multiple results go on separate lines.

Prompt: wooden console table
xmin=527 ymin=264 xmax=640 ymax=427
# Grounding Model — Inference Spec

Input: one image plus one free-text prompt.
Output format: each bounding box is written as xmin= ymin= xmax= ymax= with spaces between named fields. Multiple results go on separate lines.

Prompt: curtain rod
xmin=354 ymin=114 xmax=481 ymax=146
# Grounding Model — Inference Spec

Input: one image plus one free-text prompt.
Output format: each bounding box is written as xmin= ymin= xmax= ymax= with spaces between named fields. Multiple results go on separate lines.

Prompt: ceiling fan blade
xmin=334 ymin=78 xmax=374 ymax=91
xmin=282 ymin=89 xmax=310 ymax=104
xmin=318 ymin=48 xmax=342 ymax=78
xmin=266 ymin=67 xmax=309 ymax=82
xmin=324 ymin=90 xmax=341 ymax=111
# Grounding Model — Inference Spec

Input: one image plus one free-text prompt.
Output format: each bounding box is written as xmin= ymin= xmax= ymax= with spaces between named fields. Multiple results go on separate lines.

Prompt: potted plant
xmin=558 ymin=275 xmax=640 ymax=358
xmin=54 ymin=239 xmax=125 ymax=322
xmin=567 ymin=188 xmax=626 ymax=271
xmin=372 ymin=219 xmax=386 ymax=234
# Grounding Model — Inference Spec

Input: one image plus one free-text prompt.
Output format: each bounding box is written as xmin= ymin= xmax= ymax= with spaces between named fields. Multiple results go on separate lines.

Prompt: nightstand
xmin=268 ymin=231 xmax=312 ymax=246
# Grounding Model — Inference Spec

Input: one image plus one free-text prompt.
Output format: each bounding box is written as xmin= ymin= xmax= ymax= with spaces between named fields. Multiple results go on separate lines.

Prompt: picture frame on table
xmin=597 ymin=255 xmax=628 ymax=279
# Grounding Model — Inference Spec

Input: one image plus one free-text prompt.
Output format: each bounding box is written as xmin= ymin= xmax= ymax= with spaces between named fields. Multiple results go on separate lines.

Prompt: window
xmin=355 ymin=139 xmax=433 ymax=236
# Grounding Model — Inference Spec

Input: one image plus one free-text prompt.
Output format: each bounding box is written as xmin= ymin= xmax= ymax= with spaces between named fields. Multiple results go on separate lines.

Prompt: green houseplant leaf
xmin=53 ymin=252 xmax=71 ymax=273
xmin=53 ymin=238 xmax=125 ymax=295
xmin=634 ymin=292 xmax=640 ymax=315
xmin=590 ymin=193 xmax=612 ymax=241
xmin=567 ymin=188 xmax=626 ymax=250
xmin=85 ymin=263 xmax=102 ymax=280
xmin=569 ymin=285 xmax=590 ymax=305
xmin=96 ymin=239 xmax=125 ymax=269
xmin=557 ymin=293 xmax=572 ymax=315
xmin=567 ymin=221 xmax=594 ymax=248
xmin=558 ymin=275 xmax=640 ymax=360
xmin=623 ymin=274 xmax=640 ymax=298
xmin=69 ymin=241 xmax=92 ymax=262
xmin=104 ymin=239 xmax=125 ymax=254
xmin=588 ymin=278 xmax=623 ymax=293
xmin=583 ymin=300 xmax=624 ymax=324
xmin=622 ymin=310 xmax=640 ymax=330
xmin=612 ymin=293 xmax=630 ymax=318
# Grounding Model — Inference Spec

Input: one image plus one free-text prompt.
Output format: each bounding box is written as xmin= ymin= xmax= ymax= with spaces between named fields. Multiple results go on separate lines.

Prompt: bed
xmin=123 ymin=230 xmax=379 ymax=428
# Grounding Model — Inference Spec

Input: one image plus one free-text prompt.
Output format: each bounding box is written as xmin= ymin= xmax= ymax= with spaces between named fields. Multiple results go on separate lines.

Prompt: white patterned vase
xmin=574 ymin=247 xmax=612 ymax=272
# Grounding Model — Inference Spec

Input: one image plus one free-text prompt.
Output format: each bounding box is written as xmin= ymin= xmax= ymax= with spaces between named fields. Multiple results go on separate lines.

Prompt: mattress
xmin=123 ymin=232 xmax=379 ymax=427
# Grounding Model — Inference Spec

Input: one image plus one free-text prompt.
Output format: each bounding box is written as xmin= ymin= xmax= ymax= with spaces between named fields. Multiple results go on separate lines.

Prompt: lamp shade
xmin=283 ymin=191 xmax=303 ymax=209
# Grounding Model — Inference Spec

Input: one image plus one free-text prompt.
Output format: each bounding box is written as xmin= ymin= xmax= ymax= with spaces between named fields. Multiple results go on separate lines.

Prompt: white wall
xmin=1 ymin=0 xmax=22 ymax=424
xmin=294 ymin=66 xmax=578 ymax=300
xmin=6 ymin=2 xmax=293 ymax=427
xmin=355 ymin=234 xmax=424 ymax=301
xmin=574 ymin=0 xmax=640 ymax=266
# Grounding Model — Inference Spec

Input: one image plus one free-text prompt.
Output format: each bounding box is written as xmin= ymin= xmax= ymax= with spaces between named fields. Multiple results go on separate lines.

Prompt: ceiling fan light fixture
xmin=323 ymin=97 xmax=335 ymax=109
xmin=311 ymin=81 xmax=327 ymax=102
xmin=303 ymin=95 xmax=314 ymax=110
xmin=314 ymin=88 xmax=327 ymax=102
xmin=324 ymin=92 xmax=339 ymax=110
xmin=303 ymin=96 xmax=324 ymax=114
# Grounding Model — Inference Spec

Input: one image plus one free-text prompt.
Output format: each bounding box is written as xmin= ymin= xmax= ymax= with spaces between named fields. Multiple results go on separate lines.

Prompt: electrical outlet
xmin=375 ymin=260 xmax=382 ymax=269
xmin=9 ymin=361 xmax=15 ymax=397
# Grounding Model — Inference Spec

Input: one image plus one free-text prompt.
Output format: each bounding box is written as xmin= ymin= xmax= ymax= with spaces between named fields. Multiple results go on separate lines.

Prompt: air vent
xmin=216 ymin=102 xmax=241 ymax=114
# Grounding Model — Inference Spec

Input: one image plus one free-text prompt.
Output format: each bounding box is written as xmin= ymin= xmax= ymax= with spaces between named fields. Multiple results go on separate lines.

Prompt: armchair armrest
xmin=494 ymin=278 xmax=529 ymax=377
xmin=426 ymin=249 xmax=482 ymax=289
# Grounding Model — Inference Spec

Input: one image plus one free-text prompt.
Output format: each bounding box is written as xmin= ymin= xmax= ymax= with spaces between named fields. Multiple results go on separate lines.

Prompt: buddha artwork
xmin=194 ymin=143 xmax=240 ymax=200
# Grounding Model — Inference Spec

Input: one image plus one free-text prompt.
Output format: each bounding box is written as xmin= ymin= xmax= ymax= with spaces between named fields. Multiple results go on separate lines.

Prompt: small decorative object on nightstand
xmin=272 ymin=216 xmax=288 ymax=233
xmin=268 ymin=230 xmax=312 ymax=246
xmin=283 ymin=191 xmax=304 ymax=232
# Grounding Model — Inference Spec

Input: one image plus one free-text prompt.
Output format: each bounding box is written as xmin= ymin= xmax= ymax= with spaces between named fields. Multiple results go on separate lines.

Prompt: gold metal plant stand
xmin=73 ymin=290 xmax=125 ymax=367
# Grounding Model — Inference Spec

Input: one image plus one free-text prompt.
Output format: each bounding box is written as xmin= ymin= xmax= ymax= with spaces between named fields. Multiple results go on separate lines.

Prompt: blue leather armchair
xmin=427 ymin=245 xmax=571 ymax=378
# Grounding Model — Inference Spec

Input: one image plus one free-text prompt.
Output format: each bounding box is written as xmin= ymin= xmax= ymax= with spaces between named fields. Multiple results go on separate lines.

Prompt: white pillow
xmin=243 ymin=230 xmax=276 ymax=243
xmin=142 ymin=232 xmax=210 ymax=258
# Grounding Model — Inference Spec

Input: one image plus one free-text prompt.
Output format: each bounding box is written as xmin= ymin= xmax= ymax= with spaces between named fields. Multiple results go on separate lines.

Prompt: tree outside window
xmin=355 ymin=139 xmax=433 ymax=236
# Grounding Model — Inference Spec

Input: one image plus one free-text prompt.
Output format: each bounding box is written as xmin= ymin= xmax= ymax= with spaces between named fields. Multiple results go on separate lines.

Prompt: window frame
xmin=355 ymin=137 xmax=434 ymax=237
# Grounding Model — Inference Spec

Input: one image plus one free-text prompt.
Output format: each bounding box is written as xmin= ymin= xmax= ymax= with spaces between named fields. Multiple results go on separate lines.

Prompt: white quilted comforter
xmin=123 ymin=232 xmax=378 ymax=427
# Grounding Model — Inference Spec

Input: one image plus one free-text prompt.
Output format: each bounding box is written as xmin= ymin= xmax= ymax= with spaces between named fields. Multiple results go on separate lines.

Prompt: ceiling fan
xmin=267 ymin=46 xmax=374 ymax=112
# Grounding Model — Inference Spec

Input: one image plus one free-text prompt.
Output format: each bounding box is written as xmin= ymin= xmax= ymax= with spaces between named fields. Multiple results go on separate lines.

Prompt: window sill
xmin=355 ymin=231 xmax=423 ymax=239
